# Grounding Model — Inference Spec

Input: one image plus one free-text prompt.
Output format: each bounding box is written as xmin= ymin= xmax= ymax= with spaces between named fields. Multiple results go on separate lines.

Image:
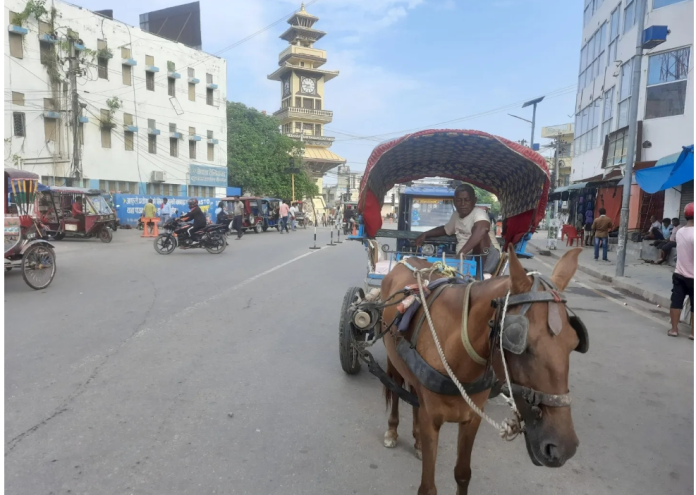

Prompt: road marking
xmin=530 ymin=256 xmax=668 ymax=327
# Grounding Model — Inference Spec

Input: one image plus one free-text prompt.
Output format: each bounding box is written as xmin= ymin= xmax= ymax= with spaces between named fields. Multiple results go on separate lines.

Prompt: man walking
xmin=279 ymin=200 xmax=290 ymax=234
xmin=591 ymin=208 xmax=613 ymax=261
xmin=233 ymin=197 xmax=244 ymax=240
xmin=668 ymin=203 xmax=694 ymax=339
xmin=160 ymin=197 xmax=172 ymax=225
xmin=289 ymin=203 xmax=297 ymax=231
xmin=143 ymin=198 xmax=157 ymax=235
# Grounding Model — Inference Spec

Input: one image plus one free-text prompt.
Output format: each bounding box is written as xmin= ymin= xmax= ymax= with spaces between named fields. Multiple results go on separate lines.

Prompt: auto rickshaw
xmin=38 ymin=186 xmax=117 ymax=242
xmin=221 ymin=196 xmax=266 ymax=233
xmin=291 ymin=201 xmax=308 ymax=229
xmin=5 ymin=169 xmax=57 ymax=290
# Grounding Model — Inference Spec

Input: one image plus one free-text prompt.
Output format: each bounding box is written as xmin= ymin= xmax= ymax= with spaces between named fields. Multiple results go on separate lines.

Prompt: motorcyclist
xmin=176 ymin=198 xmax=206 ymax=243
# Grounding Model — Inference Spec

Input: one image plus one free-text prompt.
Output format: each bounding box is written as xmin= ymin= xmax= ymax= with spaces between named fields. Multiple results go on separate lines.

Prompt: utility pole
xmin=68 ymin=35 xmax=81 ymax=182
xmin=616 ymin=0 xmax=646 ymax=277
xmin=522 ymin=96 xmax=544 ymax=149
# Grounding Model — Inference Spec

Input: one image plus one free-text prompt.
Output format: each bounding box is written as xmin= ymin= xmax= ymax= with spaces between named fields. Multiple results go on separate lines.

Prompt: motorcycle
xmin=153 ymin=218 xmax=227 ymax=255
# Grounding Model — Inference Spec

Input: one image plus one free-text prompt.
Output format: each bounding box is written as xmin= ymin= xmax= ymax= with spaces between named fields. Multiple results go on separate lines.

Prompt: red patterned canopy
xmin=358 ymin=129 xmax=550 ymax=244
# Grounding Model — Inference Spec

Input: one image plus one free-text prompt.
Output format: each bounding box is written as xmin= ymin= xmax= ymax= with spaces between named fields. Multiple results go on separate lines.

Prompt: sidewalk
xmin=528 ymin=231 xmax=673 ymax=308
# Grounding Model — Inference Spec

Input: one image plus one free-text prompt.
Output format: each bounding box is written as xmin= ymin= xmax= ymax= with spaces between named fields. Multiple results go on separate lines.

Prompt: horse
xmin=380 ymin=245 xmax=583 ymax=494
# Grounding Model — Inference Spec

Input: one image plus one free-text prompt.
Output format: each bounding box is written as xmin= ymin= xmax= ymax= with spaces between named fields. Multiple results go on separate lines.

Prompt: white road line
xmin=530 ymin=256 xmax=669 ymax=327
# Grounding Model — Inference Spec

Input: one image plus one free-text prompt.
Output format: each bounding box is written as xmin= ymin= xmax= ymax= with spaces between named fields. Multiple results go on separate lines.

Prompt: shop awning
xmin=551 ymin=183 xmax=588 ymax=194
xmin=635 ymin=145 xmax=694 ymax=194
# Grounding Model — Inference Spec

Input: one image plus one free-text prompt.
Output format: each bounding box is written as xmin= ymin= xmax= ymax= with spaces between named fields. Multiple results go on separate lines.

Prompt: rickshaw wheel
xmin=21 ymin=245 xmax=56 ymax=290
xmin=205 ymin=234 xmax=226 ymax=254
xmin=99 ymin=227 xmax=113 ymax=243
xmin=255 ymin=223 xmax=263 ymax=234
xmin=262 ymin=222 xmax=268 ymax=232
xmin=154 ymin=234 xmax=176 ymax=255
xmin=339 ymin=286 xmax=365 ymax=375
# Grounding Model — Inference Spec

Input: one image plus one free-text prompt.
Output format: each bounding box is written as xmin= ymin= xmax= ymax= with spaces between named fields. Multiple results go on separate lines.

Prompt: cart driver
xmin=415 ymin=183 xmax=500 ymax=277
xmin=176 ymin=198 xmax=206 ymax=242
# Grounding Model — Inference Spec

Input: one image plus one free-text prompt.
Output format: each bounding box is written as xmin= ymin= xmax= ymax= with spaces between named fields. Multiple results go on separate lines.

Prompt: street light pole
xmin=616 ymin=0 xmax=647 ymax=277
xmin=522 ymin=96 xmax=545 ymax=149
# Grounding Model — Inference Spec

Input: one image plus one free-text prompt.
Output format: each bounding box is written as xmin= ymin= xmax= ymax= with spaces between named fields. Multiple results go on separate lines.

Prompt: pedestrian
xmin=660 ymin=218 xmax=673 ymax=240
xmin=289 ymin=202 xmax=297 ymax=231
xmin=143 ymin=198 xmax=157 ymax=234
xmin=160 ymin=197 xmax=172 ymax=226
xmin=279 ymin=199 xmax=290 ymax=234
xmin=651 ymin=218 xmax=681 ymax=265
xmin=233 ymin=197 xmax=244 ymax=240
xmin=668 ymin=203 xmax=693 ymax=339
xmin=322 ymin=212 xmax=327 ymax=227
xmin=591 ymin=208 xmax=613 ymax=261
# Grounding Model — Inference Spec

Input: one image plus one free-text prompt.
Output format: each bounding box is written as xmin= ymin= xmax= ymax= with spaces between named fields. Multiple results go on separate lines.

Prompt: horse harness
xmin=358 ymin=272 xmax=589 ymax=417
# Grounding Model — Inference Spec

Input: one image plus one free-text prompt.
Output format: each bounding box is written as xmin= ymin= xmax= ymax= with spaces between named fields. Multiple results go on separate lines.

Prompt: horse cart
xmin=4 ymin=169 xmax=57 ymax=290
xmin=338 ymin=129 xmax=589 ymax=493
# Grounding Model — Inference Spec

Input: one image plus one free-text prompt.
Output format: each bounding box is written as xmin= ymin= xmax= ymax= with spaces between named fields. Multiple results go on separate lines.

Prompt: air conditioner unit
xmin=151 ymin=171 xmax=166 ymax=183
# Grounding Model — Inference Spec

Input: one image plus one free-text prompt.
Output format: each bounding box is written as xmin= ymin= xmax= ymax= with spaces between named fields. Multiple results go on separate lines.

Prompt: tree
xmin=471 ymin=186 xmax=501 ymax=217
xmin=226 ymin=102 xmax=318 ymax=200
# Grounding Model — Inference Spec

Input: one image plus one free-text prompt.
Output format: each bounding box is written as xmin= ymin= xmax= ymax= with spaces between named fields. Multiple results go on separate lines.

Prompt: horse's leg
xmin=453 ymin=415 xmax=483 ymax=495
xmin=417 ymin=406 xmax=441 ymax=495
xmin=383 ymin=357 xmax=402 ymax=448
xmin=411 ymin=385 xmax=422 ymax=459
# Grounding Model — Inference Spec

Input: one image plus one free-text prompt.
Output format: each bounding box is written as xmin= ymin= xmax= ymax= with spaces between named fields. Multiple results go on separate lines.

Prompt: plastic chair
xmin=566 ymin=226 xmax=583 ymax=246
xmin=561 ymin=224 xmax=573 ymax=242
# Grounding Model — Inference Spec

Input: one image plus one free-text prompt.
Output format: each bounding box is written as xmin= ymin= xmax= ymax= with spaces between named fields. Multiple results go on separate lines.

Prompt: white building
xmin=573 ymin=0 xmax=693 ymax=218
xmin=4 ymin=0 xmax=227 ymax=198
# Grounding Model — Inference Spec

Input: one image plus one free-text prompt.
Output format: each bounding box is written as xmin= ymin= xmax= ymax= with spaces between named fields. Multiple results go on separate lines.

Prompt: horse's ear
xmin=550 ymin=247 xmax=582 ymax=291
xmin=507 ymin=244 xmax=532 ymax=293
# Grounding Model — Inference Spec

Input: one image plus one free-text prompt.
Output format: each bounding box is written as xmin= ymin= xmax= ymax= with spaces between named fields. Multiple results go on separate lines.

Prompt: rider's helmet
xmin=188 ymin=198 xmax=198 ymax=209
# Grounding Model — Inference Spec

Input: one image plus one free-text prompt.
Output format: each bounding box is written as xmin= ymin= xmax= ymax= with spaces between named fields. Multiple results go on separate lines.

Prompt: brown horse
xmin=380 ymin=246 xmax=583 ymax=495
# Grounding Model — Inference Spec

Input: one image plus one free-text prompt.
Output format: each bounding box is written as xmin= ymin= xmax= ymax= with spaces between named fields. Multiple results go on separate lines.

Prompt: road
xmin=5 ymin=227 xmax=693 ymax=495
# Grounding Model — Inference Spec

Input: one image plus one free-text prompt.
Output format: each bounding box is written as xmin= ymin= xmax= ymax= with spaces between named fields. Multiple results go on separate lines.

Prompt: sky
xmin=75 ymin=0 xmax=583 ymax=184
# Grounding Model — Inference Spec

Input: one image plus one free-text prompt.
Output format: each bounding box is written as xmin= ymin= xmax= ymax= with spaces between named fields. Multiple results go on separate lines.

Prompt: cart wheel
xmin=262 ymin=222 xmax=268 ymax=232
xmin=339 ymin=286 xmax=365 ymax=375
xmin=255 ymin=223 xmax=263 ymax=234
xmin=205 ymin=234 xmax=226 ymax=254
xmin=154 ymin=234 xmax=176 ymax=255
xmin=99 ymin=227 xmax=113 ymax=243
xmin=21 ymin=244 xmax=56 ymax=290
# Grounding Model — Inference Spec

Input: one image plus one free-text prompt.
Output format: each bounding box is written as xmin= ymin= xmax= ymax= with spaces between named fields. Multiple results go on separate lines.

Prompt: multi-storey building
xmin=541 ymin=123 xmax=574 ymax=187
xmin=573 ymin=0 xmax=693 ymax=218
xmin=267 ymin=3 xmax=346 ymax=192
xmin=4 ymin=0 xmax=227 ymax=198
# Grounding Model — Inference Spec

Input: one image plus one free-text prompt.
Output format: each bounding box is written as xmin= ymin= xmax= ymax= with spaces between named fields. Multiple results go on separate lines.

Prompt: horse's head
xmin=494 ymin=245 xmax=584 ymax=468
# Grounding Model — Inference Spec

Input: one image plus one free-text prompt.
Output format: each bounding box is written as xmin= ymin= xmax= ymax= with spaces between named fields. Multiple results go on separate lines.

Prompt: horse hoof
xmin=383 ymin=433 xmax=398 ymax=448
xmin=414 ymin=448 xmax=422 ymax=460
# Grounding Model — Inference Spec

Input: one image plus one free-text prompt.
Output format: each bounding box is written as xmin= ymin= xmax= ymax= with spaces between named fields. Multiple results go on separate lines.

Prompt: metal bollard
xmin=335 ymin=224 xmax=343 ymax=243
xmin=309 ymin=226 xmax=321 ymax=250
xmin=327 ymin=229 xmax=336 ymax=246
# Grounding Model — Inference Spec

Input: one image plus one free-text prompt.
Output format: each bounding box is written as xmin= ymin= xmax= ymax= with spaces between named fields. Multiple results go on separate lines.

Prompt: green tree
xmin=471 ymin=186 xmax=501 ymax=217
xmin=226 ymin=101 xmax=318 ymax=200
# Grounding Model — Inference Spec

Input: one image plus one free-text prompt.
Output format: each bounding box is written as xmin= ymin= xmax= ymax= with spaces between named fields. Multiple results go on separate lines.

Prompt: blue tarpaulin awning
xmin=635 ymin=145 xmax=694 ymax=193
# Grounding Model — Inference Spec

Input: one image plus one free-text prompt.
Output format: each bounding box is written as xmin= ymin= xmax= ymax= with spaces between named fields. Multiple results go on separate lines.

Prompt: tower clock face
xmin=283 ymin=80 xmax=290 ymax=96
xmin=301 ymin=77 xmax=315 ymax=94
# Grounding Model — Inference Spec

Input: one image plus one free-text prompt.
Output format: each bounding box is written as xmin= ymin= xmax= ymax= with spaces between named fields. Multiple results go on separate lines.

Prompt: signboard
xmin=189 ymin=164 xmax=227 ymax=188
xmin=113 ymin=194 xmax=219 ymax=226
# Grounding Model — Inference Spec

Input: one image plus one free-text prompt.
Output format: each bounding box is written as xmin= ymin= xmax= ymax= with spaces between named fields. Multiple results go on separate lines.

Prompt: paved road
xmin=5 ymin=227 xmax=693 ymax=494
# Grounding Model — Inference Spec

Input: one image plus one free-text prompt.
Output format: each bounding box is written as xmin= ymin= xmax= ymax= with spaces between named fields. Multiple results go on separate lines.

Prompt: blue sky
xmin=75 ymin=0 xmax=583 ymax=183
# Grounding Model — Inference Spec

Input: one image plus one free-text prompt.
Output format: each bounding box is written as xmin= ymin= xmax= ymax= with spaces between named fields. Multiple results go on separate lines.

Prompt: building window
xmin=206 ymin=73 xmax=213 ymax=84
xmin=654 ymin=0 xmax=688 ymax=8
xmin=13 ymin=112 xmax=25 ymax=137
xmin=124 ymin=113 xmax=133 ymax=126
xmin=97 ymin=39 xmax=109 ymax=79
xmin=607 ymin=6 xmax=620 ymax=67
xmin=604 ymin=127 xmax=629 ymax=168
xmin=168 ymin=77 xmax=176 ymax=97
xmin=601 ymin=86 xmax=614 ymax=142
xmin=9 ymin=32 xmax=23 ymax=58
xmin=617 ymin=60 xmax=632 ymax=128
xmin=122 ymin=64 xmax=132 ymax=85
xmin=188 ymin=83 xmax=195 ymax=101
xmin=583 ymin=0 xmax=604 ymax=27
xmin=207 ymin=131 xmax=214 ymax=161
xmin=12 ymin=92 xmax=24 ymax=106
xmin=189 ymin=126 xmax=196 ymax=159
xmin=170 ymin=138 xmax=178 ymax=157
xmin=146 ymin=55 xmax=154 ymax=66
xmin=573 ymin=98 xmax=601 ymax=155
xmin=645 ymin=47 xmax=690 ymax=119
xmin=578 ymin=23 xmax=606 ymax=89
xmin=623 ymin=0 xmax=636 ymax=34
xmin=206 ymin=88 xmax=214 ymax=106
xmin=125 ymin=131 xmax=134 ymax=151
xmin=40 ymin=40 xmax=55 ymax=65
xmin=148 ymin=134 xmax=157 ymax=154
xmin=146 ymin=71 xmax=155 ymax=91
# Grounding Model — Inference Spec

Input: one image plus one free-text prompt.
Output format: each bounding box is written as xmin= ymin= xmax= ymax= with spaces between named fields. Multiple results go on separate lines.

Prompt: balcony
xmin=282 ymin=132 xmax=335 ymax=147
xmin=273 ymin=107 xmax=333 ymax=123
xmin=278 ymin=45 xmax=326 ymax=66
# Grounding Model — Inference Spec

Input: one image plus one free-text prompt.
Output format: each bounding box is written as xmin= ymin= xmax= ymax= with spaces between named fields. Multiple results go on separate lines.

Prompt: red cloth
xmin=502 ymin=210 xmax=535 ymax=248
xmin=362 ymin=190 xmax=383 ymax=238
xmin=71 ymin=202 xmax=83 ymax=217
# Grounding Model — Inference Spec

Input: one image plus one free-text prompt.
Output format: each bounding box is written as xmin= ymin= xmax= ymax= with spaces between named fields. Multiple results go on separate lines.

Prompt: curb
xmin=530 ymin=243 xmax=671 ymax=308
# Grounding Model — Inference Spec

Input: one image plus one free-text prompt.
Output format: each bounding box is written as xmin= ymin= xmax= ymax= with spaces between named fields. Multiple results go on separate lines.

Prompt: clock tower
xmin=268 ymin=3 xmax=346 ymax=188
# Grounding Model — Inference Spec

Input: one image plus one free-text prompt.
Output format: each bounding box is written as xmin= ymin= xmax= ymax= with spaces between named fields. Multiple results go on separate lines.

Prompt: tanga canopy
xmin=357 ymin=129 xmax=551 ymax=246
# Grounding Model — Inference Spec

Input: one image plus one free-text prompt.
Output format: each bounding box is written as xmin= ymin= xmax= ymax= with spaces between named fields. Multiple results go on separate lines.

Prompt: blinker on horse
xmin=379 ymin=246 xmax=585 ymax=494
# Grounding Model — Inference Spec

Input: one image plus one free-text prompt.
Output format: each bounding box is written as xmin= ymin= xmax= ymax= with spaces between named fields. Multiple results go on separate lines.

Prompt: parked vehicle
xmin=291 ymin=201 xmax=309 ymax=229
xmin=38 ymin=187 xmax=117 ymax=243
xmin=342 ymin=201 xmax=359 ymax=235
xmin=101 ymin=191 xmax=120 ymax=232
xmin=4 ymin=169 xmax=56 ymax=290
xmin=153 ymin=217 xmax=227 ymax=254
xmin=262 ymin=198 xmax=282 ymax=231
xmin=221 ymin=197 xmax=267 ymax=233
